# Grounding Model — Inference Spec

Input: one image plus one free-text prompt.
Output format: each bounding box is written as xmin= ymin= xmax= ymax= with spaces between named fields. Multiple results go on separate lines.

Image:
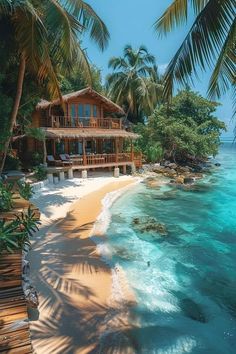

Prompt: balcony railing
xmin=44 ymin=116 xmax=123 ymax=129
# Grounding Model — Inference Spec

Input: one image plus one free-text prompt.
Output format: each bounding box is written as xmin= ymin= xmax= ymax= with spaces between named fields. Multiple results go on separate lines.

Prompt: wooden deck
xmin=0 ymin=254 xmax=32 ymax=353
xmin=46 ymin=152 xmax=142 ymax=172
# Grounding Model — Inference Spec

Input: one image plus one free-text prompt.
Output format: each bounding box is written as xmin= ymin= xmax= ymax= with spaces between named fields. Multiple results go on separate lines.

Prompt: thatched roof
xmin=42 ymin=128 xmax=139 ymax=140
xmin=36 ymin=87 xmax=125 ymax=115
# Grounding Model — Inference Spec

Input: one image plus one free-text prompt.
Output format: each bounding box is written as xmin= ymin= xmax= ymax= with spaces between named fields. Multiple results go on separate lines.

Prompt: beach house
xmin=27 ymin=87 xmax=141 ymax=175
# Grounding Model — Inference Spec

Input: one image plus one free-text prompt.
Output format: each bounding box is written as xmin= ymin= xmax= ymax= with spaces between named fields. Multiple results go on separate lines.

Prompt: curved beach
xmin=29 ymin=174 xmax=138 ymax=354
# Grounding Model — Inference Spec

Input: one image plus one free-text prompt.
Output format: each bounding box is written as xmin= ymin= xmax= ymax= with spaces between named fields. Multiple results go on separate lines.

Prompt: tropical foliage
xmin=33 ymin=165 xmax=47 ymax=181
xmin=60 ymin=64 xmax=103 ymax=94
xmin=17 ymin=181 xmax=34 ymax=200
xmin=134 ymin=89 xmax=226 ymax=163
xmin=154 ymin=0 xmax=236 ymax=112
xmin=0 ymin=0 xmax=109 ymax=173
xmin=0 ymin=181 xmax=14 ymax=211
xmin=0 ymin=207 xmax=40 ymax=253
xmin=106 ymin=45 xmax=163 ymax=123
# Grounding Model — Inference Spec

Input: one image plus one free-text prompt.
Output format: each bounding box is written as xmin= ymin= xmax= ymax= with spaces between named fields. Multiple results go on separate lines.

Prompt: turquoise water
xmin=106 ymin=142 xmax=236 ymax=353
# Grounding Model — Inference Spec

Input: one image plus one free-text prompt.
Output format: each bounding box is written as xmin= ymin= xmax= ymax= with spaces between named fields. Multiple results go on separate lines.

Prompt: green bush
xmin=17 ymin=181 xmax=34 ymax=200
xmin=33 ymin=165 xmax=47 ymax=181
xmin=0 ymin=207 xmax=40 ymax=253
xmin=31 ymin=152 xmax=43 ymax=166
xmin=146 ymin=144 xmax=164 ymax=163
xmin=0 ymin=181 xmax=14 ymax=211
xmin=4 ymin=154 xmax=20 ymax=170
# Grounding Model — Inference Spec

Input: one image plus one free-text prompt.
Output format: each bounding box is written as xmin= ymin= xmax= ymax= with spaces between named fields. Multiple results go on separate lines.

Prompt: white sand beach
xmin=28 ymin=172 xmax=139 ymax=354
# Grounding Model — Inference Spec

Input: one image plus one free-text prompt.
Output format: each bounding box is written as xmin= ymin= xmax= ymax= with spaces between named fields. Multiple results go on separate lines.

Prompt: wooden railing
xmin=69 ymin=153 xmax=133 ymax=166
xmin=44 ymin=116 xmax=123 ymax=129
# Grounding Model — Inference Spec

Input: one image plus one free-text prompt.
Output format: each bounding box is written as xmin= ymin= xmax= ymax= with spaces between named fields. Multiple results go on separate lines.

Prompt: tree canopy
xmin=134 ymin=89 xmax=226 ymax=163
xmin=106 ymin=44 xmax=163 ymax=123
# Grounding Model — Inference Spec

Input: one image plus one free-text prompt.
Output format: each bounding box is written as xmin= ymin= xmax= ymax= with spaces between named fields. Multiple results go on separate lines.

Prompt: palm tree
xmin=0 ymin=0 xmax=109 ymax=173
xmin=106 ymin=45 xmax=162 ymax=123
xmin=154 ymin=0 xmax=236 ymax=110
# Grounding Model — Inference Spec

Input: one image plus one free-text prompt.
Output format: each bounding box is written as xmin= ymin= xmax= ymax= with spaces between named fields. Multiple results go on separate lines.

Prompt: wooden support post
xmin=114 ymin=167 xmax=120 ymax=178
xmin=115 ymin=138 xmax=118 ymax=163
xmin=83 ymin=139 xmax=86 ymax=165
xmin=131 ymin=139 xmax=134 ymax=161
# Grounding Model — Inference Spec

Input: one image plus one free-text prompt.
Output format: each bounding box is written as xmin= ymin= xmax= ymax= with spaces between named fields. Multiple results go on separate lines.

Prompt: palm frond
xmin=0 ymin=0 xmax=12 ymax=15
xmin=108 ymin=57 xmax=128 ymax=70
xmin=161 ymin=0 xmax=235 ymax=99
xmin=155 ymin=0 xmax=210 ymax=35
xmin=12 ymin=2 xmax=47 ymax=72
xmin=154 ymin=0 xmax=189 ymax=35
xmin=64 ymin=0 xmax=110 ymax=51
xmin=208 ymin=17 xmax=236 ymax=99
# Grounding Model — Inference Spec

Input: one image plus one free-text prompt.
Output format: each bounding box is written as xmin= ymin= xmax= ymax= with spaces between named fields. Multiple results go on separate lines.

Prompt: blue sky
xmin=84 ymin=0 xmax=234 ymax=137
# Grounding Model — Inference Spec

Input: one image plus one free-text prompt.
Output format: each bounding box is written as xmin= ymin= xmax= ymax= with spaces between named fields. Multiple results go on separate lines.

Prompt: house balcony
xmin=44 ymin=116 xmax=123 ymax=130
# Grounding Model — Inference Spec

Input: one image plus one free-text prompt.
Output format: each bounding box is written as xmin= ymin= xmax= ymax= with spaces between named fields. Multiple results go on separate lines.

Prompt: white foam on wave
xmin=89 ymin=181 xmax=141 ymax=346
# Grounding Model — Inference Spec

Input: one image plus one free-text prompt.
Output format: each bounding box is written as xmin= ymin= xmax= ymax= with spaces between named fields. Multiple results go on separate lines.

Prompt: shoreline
xmin=29 ymin=174 xmax=140 ymax=353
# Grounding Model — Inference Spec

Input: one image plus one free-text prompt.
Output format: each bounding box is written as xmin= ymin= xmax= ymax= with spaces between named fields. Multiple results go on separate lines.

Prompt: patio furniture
xmin=89 ymin=118 xmax=97 ymax=128
xmin=59 ymin=154 xmax=73 ymax=165
xmin=47 ymin=155 xmax=63 ymax=166
xmin=112 ymin=121 xmax=120 ymax=129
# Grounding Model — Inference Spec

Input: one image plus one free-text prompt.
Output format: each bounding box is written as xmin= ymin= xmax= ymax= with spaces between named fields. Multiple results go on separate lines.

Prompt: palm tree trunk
xmin=0 ymin=55 xmax=26 ymax=174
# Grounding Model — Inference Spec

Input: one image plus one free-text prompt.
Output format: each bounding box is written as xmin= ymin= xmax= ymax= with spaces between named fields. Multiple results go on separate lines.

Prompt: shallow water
xmin=106 ymin=142 xmax=236 ymax=353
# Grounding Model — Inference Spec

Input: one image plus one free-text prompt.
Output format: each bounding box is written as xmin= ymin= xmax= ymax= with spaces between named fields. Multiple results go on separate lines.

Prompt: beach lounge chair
xmin=47 ymin=155 xmax=63 ymax=166
xmin=59 ymin=154 xmax=73 ymax=165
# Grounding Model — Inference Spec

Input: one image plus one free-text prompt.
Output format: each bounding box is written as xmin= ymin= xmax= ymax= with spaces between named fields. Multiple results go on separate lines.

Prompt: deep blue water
xmin=106 ymin=142 xmax=236 ymax=353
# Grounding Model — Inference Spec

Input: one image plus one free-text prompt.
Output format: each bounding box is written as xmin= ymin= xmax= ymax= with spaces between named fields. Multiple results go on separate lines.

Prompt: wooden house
xmin=26 ymin=87 xmax=141 ymax=173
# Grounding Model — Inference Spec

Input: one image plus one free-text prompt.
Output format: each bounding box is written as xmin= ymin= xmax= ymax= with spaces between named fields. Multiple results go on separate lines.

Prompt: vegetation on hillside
xmin=134 ymin=89 xmax=226 ymax=163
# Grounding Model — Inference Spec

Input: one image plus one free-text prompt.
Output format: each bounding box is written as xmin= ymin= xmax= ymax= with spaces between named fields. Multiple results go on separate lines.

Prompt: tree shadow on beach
xmin=28 ymin=215 xmax=137 ymax=354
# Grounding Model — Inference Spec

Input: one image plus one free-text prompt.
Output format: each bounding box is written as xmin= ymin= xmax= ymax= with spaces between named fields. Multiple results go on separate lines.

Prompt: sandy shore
xmin=29 ymin=173 xmax=139 ymax=354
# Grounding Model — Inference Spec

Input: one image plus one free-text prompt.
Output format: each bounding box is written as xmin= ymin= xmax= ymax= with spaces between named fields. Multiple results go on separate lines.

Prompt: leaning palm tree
xmin=106 ymin=45 xmax=162 ymax=123
xmin=0 ymin=0 xmax=109 ymax=173
xmin=154 ymin=0 xmax=235 ymax=110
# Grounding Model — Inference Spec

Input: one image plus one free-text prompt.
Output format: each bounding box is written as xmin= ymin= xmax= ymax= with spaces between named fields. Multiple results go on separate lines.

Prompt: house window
xmin=93 ymin=105 xmax=97 ymax=117
xmin=55 ymin=140 xmax=65 ymax=155
xmin=69 ymin=140 xmax=77 ymax=154
xmin=77 ymin=141 xmax=83 ymax=154
xmin=85 ymin=104 xmax=91 ymax=117
xmin=86 ymin=140 xmax=92 ymax=153
xmin=78 ymin=104 xmax=83 ymax=118
xmin=103 ymin=140 xmax=112 ymax=153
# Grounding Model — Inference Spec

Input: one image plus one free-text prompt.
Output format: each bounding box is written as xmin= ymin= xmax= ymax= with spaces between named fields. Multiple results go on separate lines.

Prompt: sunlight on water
xmin=106 ymin=142 xmax=236 ymax=354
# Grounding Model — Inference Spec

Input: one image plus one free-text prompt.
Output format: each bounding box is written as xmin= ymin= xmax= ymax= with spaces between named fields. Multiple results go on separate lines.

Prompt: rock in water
xmin=180 ymin=298 xmax=207 ymax=323
xmin=132 ymin=216 xmax=168 ymax=236
xmin=184 ymin=177 xmax=195 ymax=184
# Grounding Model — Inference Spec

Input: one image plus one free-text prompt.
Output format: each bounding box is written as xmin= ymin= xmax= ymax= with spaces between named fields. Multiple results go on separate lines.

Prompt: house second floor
xmin=32 ymin=87 xmax=127 ymax=130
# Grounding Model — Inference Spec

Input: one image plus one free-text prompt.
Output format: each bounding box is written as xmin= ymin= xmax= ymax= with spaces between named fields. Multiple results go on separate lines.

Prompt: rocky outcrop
xmin=132 ymin=216 xmax=168 ymax=236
